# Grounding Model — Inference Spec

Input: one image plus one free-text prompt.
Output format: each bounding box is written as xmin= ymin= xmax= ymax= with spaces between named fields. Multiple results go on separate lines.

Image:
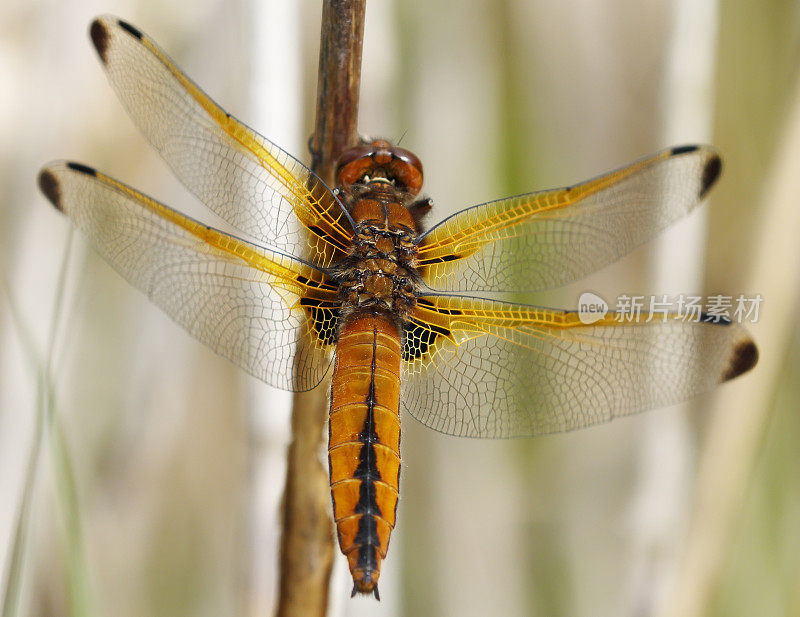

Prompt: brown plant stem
xmin=309 ymin=0 xmax=366 ymax=185
xmin=276 ymin=2 xmax=366 ymax=616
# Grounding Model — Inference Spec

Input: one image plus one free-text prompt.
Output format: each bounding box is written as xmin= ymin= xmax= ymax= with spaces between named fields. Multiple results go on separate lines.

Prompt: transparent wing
xmin=401 ymin=294 xmax=757 ymax=437
xmin=416 ymin=146 xmax=721 ymax=293
xmin=89 ymin=15 xmax=353 ymax=267
xmin=39 ymin=161 xmax=341 ymax=391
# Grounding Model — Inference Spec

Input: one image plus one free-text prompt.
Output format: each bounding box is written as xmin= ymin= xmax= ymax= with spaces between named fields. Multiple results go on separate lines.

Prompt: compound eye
xmin=336 ymin=145 xmax=375 ymax=186
xmin=387 ymin=148 xmax=423 ymax=196
xmin=337 ymin=143 xmax=373 ymax=169
xmin=393 ymin=148 xmax=423 ymax=176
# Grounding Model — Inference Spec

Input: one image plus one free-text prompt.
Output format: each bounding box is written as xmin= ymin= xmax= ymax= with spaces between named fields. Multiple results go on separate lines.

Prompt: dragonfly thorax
xmin=335 ymin=184 xmax=419 ymax=320
xmin=337 ymin=220 xmax=418 ymax=318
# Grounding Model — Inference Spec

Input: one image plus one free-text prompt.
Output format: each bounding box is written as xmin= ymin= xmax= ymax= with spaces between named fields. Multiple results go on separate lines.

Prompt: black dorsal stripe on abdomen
xmin=354 ymin=327 xmax=382 ymax=571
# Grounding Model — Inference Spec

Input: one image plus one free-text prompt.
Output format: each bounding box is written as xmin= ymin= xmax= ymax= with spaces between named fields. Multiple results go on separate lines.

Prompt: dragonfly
xmin=39 ymin=16 xmax=758 ymax=600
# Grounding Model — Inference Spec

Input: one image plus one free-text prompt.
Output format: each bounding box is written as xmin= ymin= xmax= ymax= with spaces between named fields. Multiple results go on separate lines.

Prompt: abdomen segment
xmin=329 ymin=313 xmax=402 ymax=598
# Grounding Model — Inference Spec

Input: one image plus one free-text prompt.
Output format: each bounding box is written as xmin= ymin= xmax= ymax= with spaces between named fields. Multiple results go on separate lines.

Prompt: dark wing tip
xmin=90 ymin=17 xmax=142 ymax=63
xmin=668 ymin=145 xmax=722 ymax=199
xmin=723 ymin=339 xmax=759 ymax=381
xmin=89 ymin=18 xmax=110 ymax=63
xmin=117 ymin=19 xmax=143 ymax=40
xmin=66 ymin=161 xmax=97 ymax=176
xmin=699 ymin=154 xmax=722 ymax=199
xmin=38 ymin=169 xmax=62 ymax=211
xmin=671 ymin=144 xmax=700 ymax=155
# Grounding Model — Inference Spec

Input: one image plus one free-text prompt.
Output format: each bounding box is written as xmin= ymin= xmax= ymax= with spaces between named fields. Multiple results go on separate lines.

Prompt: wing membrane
xmin=89 ymin=15 xmax=352 ymax=267
xmin=39 ymin=161 xmax=340 ymax=391
xmin=416 ymin=146 xmax=721 ymax=293
xmin=401 ymin=294 xmax=757 ymax=437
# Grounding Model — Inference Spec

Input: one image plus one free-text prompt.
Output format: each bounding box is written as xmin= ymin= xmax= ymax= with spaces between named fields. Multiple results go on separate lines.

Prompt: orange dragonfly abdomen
xmin=329 ymin=313 xmax=402 ymax=597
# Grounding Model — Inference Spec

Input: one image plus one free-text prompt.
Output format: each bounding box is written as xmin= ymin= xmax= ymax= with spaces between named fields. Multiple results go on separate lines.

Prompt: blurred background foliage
xmin=1 ymin=1 xmax=798 ymax=617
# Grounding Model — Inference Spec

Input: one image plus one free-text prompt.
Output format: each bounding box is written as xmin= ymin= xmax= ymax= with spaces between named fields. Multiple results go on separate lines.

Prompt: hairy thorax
xmin=336 ymin=182 xmax=419 ymax=321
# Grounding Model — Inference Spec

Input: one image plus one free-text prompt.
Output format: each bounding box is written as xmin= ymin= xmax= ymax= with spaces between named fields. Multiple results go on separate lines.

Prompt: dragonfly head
xmin=337 ymin=139 xmax=423 ymax=196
